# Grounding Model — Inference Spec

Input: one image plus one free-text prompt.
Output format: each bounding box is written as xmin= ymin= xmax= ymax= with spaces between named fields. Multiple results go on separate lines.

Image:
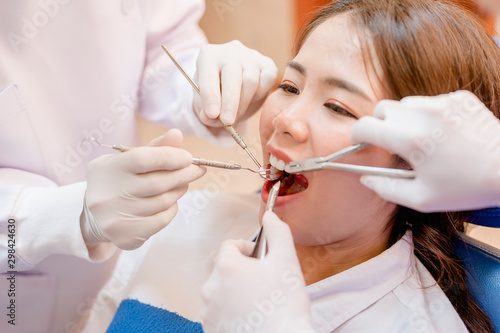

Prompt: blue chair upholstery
xmin=107 ymin=299 xmax=202 ymax=333
xmin=455 ymin=208 xmax=500 ymax=333
xmin=468 ymin=207 xmax=500 ymax=228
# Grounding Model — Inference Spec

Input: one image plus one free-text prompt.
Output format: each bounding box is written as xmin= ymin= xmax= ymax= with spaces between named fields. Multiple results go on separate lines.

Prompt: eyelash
xmin=325 ymin=103 xmax=357 ymax=119
xmin=277 ymin=83 xmax=298 ymax=95
xmin=277 ymin=83 xmax=357 ymax=119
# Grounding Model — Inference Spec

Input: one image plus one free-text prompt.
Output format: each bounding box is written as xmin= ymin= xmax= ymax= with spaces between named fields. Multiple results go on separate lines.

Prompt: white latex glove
xmin=194 ymin=40 xmax=278 ymax=126
xmin=82 ymin=129 xmax=206 ymax=250
xmin=350 ymin=90 xmax=500 ymax=212
xmin=201 ymin=212 xmax=315 ymax=333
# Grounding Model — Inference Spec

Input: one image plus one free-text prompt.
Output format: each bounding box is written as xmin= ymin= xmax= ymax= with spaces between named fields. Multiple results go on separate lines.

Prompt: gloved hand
xmin=194 ymin=40 xmax=278 ymax=127
xmin=350 ymin=90 xmax=500 ymax=212
xmin=82 ymin=129 xmax=206 ymax=250
xmin=201 ymin=212 xmax=315 ymax=333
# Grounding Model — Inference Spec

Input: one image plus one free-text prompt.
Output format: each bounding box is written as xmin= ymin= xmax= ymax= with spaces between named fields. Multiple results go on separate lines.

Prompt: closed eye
xmin=277 ymin=83 xmax=299 ymax=95
xmin=325 ymin=103 xmax=357 ymax=119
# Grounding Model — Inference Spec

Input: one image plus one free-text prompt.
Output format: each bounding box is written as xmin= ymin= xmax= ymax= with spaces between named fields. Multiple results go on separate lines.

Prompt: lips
xmin=262 ymin=146 xmax=310 ymax=207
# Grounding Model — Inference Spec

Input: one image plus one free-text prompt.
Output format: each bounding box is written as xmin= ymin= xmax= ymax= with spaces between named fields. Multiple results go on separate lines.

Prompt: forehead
xmin=294 ymin=14 xmax=384 ymax=102
xmin=298 ymin=14 xmax=363 ymax=68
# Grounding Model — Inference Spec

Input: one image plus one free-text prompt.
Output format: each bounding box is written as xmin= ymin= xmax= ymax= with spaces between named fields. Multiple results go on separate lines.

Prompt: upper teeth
xmin=269 ymin=154 xmax=286 ymax=171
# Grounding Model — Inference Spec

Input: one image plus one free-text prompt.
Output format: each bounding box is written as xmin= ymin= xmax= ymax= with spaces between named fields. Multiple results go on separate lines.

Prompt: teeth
xmin=269 ymin=154 xmax=286 ymax=171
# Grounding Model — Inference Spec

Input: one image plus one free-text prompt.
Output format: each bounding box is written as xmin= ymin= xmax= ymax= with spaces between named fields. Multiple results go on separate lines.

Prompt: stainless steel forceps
xmin=251 ymin=180 xmax=280 ymax=260
xmin=285 ymin=143 xmax=416 ymax=179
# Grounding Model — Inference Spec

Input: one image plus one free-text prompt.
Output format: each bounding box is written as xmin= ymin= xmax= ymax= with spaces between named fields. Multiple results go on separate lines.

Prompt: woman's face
xmin=259 ymin=15 xmax=398 ymax=248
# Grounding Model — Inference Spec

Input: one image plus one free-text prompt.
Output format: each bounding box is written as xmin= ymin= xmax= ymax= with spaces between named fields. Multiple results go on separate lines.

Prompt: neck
xmin=296 ymin=229 xmax=391 ymax=286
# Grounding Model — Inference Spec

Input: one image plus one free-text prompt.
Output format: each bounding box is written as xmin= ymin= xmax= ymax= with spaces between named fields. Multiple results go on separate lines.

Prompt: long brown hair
xmin=295 ymin=1 xmax=500 ymax=332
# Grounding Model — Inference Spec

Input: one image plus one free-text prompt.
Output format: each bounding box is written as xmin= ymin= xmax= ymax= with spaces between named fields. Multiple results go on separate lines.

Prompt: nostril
xmin=272 ymin=113 xmax=293 ymax=136
xmin=272 ymin=112 xmax=308 ymax=142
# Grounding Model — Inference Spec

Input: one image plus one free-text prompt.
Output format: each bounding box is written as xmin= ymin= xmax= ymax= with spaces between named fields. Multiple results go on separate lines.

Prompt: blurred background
xmin=137 ymin=0 xmax=500 ymax=242
xmin=139 ymin=0 xmax=500 ymax=193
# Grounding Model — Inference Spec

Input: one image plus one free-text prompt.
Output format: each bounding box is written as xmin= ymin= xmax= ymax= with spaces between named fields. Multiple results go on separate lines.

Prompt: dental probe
xmin=161 ymin=45 xmax=262 ymax=169
xmin=82 ymin=137 xmax=277 ymax=179
xmin=192 ymin=158 xmax=278 ymax=179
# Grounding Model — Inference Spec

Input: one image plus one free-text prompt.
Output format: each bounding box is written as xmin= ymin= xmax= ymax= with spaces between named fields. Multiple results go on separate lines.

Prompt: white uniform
xmin=85 ymin=191 xmax=468 ymax=333
xmin=0 ymin=1 xmax=217 ymax=332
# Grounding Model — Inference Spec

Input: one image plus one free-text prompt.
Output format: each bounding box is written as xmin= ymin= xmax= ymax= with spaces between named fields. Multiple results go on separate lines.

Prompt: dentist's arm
xmin=350 ymin=91 xmax=500 ymax=212
xmin=201 ymin=212 xmax=315 ymax=333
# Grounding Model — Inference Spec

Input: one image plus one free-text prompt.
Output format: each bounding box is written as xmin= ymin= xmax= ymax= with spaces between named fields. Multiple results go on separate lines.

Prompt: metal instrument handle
xmin=251 ymin=181 xmax=280 ymax=260
xmin=192 ymin=158 xmax=242 ymax=170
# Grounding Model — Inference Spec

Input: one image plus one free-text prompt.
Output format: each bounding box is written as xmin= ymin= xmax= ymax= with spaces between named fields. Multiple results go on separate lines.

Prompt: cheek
xmin=259 ymin=94 xmax=281 ymax=144
xmin=311 ymin=120 xmax=353 ymax=156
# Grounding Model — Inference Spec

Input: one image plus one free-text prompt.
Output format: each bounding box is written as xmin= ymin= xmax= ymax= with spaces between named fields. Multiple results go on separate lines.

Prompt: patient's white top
xmin=309 ymin=230 xmax=467 ymax=332
xmin=82 ymin=191 xmax=468 ymax=332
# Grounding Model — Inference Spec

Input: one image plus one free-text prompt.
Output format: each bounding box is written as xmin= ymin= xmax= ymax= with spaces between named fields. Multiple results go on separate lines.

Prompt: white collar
xmin=307 ymin=231 xmax=415 ymax=332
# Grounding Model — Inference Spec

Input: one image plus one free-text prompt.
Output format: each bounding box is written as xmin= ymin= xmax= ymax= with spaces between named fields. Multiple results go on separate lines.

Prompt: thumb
xmin=360 ymin=175 xmax=413 ymax=205
xmin=217 ymin=239 xmax=256 ymax=260
xmin=350 ymin=116 xmax=388 ymax=147
xmin=148 ymin=128 xmax=184 ymax=148
xmin=262 ymin=212 xmax=297 ymax=258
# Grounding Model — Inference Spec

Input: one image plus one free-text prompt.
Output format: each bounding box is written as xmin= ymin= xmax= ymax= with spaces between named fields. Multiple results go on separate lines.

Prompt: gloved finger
xmin=219 ymin=61 xmax=243 ymax=125
xmin=123 ymin=146 xmax=193 ymax=174
xmin=399 ymin=93 xmax=449 ymax=114
xmin=135 ymin=203 xmax=182 ymax=250
xmin=132 ymin=165 xmax=206 ymax=197
xmin=210 ymin=240 xmax=255 ymax=282
xmin=371 ymin=99 xmax=402 ymax=119
xmin=148 ymin=128 xmax=183 ymax=148
xmin=233 ymin=61 xmax=260 ymax=122
xmin=197 ymin=111 xmax=223 ymax=127
xmin=197 ymin=55 xmax=221 ymax=120
xmin=359 ymin=175 xmax=415 ymax=206
xmin=361 ymin=175 xmax=443 ymax=212
xmin=262 ymin=212 xmax=297 ymax=259
xmin=127 ymin=185 xmax=189 ymax=217
xmin=350 ymin=116 xmax=392 ymax=148
xmin=108 ymin=202 xmax=180 ymax=251
xmin=217 ymin=239 xmax=255 ymax=261
xmin=253 ymin=56 xmax=278 ymax=102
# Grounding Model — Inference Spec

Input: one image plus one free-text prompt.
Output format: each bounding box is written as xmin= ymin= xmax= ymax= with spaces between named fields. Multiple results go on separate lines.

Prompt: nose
xmin=272 ymin=105 xmax=309 ymax=143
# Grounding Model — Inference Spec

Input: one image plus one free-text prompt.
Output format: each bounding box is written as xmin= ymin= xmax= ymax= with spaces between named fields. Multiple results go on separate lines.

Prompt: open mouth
xmin=265 ymin=164 xmax=309 ymax=196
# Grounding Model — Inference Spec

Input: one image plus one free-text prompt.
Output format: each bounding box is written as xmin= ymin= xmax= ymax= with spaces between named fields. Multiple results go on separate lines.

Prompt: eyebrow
xmin=287 ymin=61 xmax=372 ymax=101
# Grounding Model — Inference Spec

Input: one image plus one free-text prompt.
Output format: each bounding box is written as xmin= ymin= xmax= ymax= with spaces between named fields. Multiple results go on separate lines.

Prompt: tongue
xmin=278 ymin=172 xmax=308 ymax=196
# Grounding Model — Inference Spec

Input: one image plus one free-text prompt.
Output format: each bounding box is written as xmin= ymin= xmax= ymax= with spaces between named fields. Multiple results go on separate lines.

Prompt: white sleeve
xmin=137 ymin=0 xmax=237 ymax=146
xmin=138 ymin=0 xmax=207 ymax=135
xmin=0 ymin=168 xmax=115 ymax=272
